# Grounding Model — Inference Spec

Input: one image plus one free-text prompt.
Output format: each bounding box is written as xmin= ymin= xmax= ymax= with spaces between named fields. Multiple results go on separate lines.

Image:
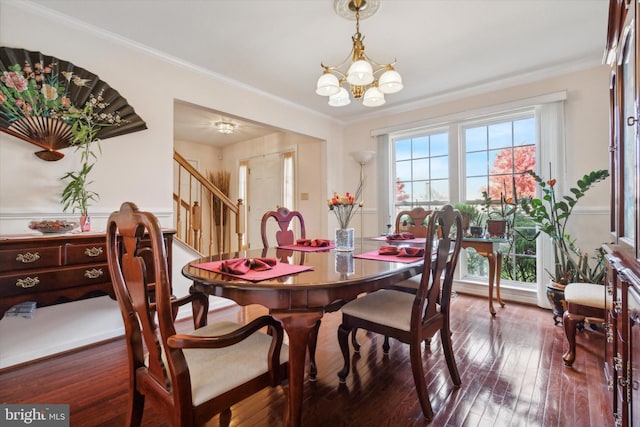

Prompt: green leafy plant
xmin=454 ymin=202 xmax=480 ymax=232
xmin=60 ymin=161 xmax=98 ymax=216
xmin=60 ymin=94 xmax=115 ymax=216
xmin=519 ymin=166 xmax=609 ymax=286
xmin=454 ymin=203 xmax=479 ymax=221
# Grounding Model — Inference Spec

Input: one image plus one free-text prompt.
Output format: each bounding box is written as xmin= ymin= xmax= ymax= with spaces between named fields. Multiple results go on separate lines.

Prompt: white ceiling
xmin=26 ymin=0 xmax=610 ymax=147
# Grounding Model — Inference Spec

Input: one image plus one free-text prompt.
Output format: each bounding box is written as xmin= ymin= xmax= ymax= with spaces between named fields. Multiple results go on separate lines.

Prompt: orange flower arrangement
xmin=328 ymin=184 xmax=363 ymax=229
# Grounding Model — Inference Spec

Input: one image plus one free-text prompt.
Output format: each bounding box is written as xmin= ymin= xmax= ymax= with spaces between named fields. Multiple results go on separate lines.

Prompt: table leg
xmin=487 ymin=252 xmax=496 ymax=317
xmin=495 ymin=251 xmax=505 ymax=307
xmin=270 ymin=310 xmax=323 ymax=427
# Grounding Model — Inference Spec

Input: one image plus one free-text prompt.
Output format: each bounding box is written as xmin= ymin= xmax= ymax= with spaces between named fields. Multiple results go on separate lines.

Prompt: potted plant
xmin=519 ymin=165 xmax=609 ymax=321
xmin=60 ymin=94 xmax=117 ymax=231
xmin=453 ymin=203 xmax=476 ymax=233
xmin=482 ymin=178 xmax=519 ymax=239
xmin=454 ymin=202 xmax=485 ymax=236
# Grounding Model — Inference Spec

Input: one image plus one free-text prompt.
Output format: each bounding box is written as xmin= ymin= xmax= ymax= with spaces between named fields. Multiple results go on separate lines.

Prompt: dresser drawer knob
xmin=614 ymin=299 xmax=622 ymax=314
xmin=16 ymin=252 xmax=40 ymax=263
xmin=16 ymin=277 xmax=40 ymax=288
xmin=84 ymin=247 xmax=103 ymax=257
xmin=84 ymin=268 xmax=104 ymax=279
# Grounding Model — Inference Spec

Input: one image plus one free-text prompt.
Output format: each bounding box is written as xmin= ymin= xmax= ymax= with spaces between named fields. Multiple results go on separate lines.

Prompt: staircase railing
xmin=173 ymin=150 xmax=244 ymax=256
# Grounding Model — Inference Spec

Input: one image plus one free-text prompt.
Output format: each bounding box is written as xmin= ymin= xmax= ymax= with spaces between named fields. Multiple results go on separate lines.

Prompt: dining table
xmin=372 ymin=234 xmax=508 ymax=316
xmin=182 ymin=238 xmax=424 ymax=427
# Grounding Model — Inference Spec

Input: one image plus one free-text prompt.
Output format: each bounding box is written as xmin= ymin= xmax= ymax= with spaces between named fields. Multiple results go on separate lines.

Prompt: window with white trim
xmin=393 ymin=130 xmax=449 ymax=216
xmin=391 ymin=111 xmax=539 ymax=287
xmin=461 ymin=114 xmax=537 ymax=284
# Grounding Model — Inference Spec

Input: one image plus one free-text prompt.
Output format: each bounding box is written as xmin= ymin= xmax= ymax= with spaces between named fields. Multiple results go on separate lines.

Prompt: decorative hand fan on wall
xmin=0 ymin=47 xmax=147 ymax=161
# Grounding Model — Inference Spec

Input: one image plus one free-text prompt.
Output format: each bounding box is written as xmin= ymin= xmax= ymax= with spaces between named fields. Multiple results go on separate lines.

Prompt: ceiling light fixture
xmin=214 ymin=121 xmax=236 ymax=134
xmin=316 ymin=0 xmax=403 ymax=107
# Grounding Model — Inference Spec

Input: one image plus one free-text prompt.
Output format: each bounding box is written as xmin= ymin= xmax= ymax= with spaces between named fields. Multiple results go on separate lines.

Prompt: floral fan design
xmin=0 ymin=46 xmax=147 ymax=160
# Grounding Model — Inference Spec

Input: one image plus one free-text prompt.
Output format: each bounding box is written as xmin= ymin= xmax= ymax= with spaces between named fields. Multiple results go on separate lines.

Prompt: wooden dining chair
xmin=385 ymin=207 xmax=434 ymax=298
xmin=106 ymin=202 xmax=288 ymax=427
xmin=395 ymin=207 xmax=432 ymax=238
xmin=337 ymin=204 xmax=463 ymax=420
xmin=260 ymin=206 xmax=306 ymax=247
xmin=259 ymin=207 xmax=323 ymax=378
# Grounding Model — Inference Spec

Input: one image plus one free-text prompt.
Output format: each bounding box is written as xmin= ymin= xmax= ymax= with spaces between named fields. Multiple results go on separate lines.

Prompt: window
xmin=393 ymin=130 xmax=449 ymax=218
xmin=390 ymin=112 xmax=539 ymax=288
xmin=462 ymin=115 xmax=537 ymax=284
xmin=383 ymin=93 xmax=567 ymax=301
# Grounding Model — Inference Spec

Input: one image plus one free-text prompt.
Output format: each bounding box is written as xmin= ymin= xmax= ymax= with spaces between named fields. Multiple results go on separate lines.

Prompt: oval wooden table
xmin=182 ymin=240 xmax=423 ymax=427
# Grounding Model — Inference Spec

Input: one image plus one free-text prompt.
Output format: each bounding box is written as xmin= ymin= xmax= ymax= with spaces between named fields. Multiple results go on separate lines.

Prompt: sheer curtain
xmin=283 ymin=151 xmax=294 ymax=210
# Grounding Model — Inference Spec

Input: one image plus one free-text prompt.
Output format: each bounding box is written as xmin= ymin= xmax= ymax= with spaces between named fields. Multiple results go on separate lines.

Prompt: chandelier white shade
xmin=316 ymin=0 xmax=403 ymax=107
xmin=378 ymin=68 xmax=403 ymax=93
xmin=346 ymin=60 xmax=374 ymax=86
xmin=214 ymin=121 xmax=236 ymax=134
xmin=329 ymin=87 xmax=351 ymax=107
xmin=316 ymin=72 xmax=341 ymax=96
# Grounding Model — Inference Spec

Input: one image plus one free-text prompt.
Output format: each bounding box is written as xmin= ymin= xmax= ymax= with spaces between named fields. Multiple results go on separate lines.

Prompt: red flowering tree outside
xmin=487 ymin=145 xmax=536 ymax=200
xmin=396 ymin=177 xmax=410 ymax=202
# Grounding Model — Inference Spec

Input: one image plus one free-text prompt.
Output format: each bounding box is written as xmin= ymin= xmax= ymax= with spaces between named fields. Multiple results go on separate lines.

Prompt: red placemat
xmin=354 ymin=250 xmax=424 ymax=263
xmin=277 ymin=243 xmax=335 ymax=252
xmin=190 ymin=259 xmax=314 ymax=281
xmin=370 ymin=236 xmax=427 ymax=244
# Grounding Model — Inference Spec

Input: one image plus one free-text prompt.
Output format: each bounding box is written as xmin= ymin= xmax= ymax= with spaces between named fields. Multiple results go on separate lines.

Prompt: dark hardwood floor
xmin=0 ymin=293 xmax=612 ymax=426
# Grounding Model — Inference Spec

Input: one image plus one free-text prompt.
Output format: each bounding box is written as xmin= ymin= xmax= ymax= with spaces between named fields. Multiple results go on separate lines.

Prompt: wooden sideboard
xmin=0 ymin=230 xmax=175 ymax=319
xmin=604 ymin=246 xmax=640 ymax=427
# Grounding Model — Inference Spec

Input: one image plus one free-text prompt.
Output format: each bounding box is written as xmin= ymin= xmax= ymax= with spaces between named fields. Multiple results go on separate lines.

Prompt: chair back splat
xmin=259 ymin=206 xmax=324 ymax=380
xmin=337 ymin=204 xmax=463 ymax=420
xmin=395 ymin=207 xmax=432 ymax=238
xmin=107 ymin=202 xmax=287 ymax=427
xmin=260 ymin=207 xmax=306 ymax=247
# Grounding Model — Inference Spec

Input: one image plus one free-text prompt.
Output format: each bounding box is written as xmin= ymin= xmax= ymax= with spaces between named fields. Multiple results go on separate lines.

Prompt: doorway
xmin=247 ymin=152 xmax=285 ymax=249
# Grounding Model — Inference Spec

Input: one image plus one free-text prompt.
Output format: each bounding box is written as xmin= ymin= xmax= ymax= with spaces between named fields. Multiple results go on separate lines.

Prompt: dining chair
xmin=260 ymin=207 xmax=323 ymax=378
xmin=260 ymin=206 xmax=306 ymax=247
xmin=337 ymin=204 xmax=463 ymax=420
xmin=106 ymin=202 xmax=288 ymax=427
xmin=384 ymin=207 xmax=434 ymax=299
xmin=395 ymin=207 xmax=432 ymax=237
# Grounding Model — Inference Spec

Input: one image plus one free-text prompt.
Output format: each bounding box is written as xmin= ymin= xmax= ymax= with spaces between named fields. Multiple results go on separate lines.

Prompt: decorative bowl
xmin=29 ymin=219 xmax=78 ymax=234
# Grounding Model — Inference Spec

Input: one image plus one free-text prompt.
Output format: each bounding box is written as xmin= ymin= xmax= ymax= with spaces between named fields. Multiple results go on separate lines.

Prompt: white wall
xmin=0 ymin=1 xmax=341 ymax=368
xmin=0 ymin=1 xmax=611 ymax=367
xmin=0 ymin=2 xmax=341 ymax=234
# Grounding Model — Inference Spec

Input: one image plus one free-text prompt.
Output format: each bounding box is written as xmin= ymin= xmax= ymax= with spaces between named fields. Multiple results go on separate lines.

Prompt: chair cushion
xmin=564 ymin=283 xmax=611 ymax=309
xmin=180 ymin=321 xmax=288 ymax=406
xmin=341 ymin=289 xmax=415 ymax=331
xmin=392 ymin=274 xmax=421 ymax=291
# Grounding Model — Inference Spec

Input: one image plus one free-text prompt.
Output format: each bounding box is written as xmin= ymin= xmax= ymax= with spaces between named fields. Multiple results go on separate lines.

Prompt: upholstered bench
xmin=562 ymin=282 xmax=611 ymax=367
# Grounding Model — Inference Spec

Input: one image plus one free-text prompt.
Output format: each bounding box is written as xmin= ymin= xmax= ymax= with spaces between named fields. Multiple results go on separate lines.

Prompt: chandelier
xmin=214 ymin=121 xmax=236 ymax=134
xmin=315 ymin=0 xmax=403 ymax=107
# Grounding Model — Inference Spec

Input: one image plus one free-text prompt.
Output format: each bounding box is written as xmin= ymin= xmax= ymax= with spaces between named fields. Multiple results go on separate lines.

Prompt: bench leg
xmin=562 ymin=311 xmax=585 ymax=367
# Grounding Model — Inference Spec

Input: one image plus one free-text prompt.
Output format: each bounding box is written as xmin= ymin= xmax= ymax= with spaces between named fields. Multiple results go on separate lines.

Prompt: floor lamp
xmin=349 ymin=150 xmax=376 ymax=239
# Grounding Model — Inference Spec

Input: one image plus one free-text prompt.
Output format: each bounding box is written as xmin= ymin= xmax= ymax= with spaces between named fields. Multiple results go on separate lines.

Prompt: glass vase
xmin=335 ymin=227 xmax=354 ymax=251
xmin=335 ymin=251 xmax=355 ymax=275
